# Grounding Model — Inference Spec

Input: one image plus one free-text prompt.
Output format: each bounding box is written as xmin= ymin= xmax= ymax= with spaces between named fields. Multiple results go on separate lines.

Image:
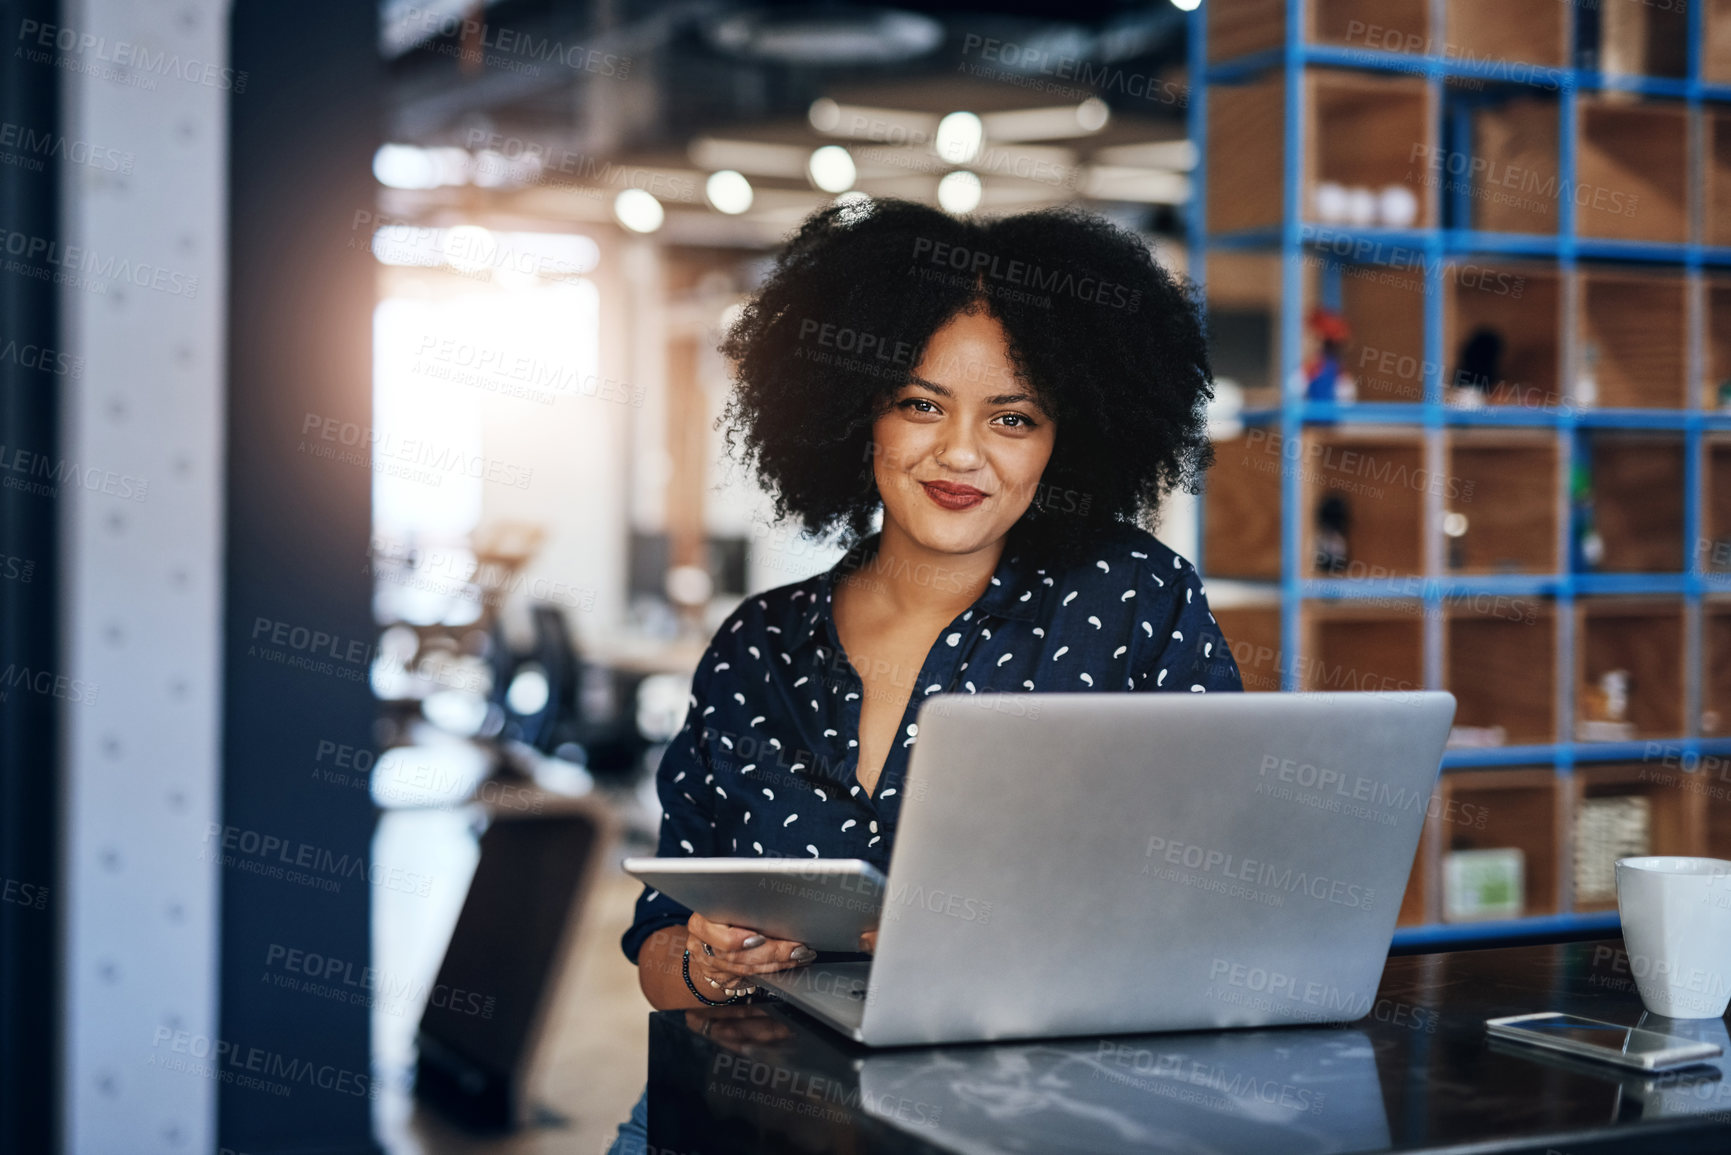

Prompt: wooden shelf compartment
xmin=1311 ymin=0 xmax=1426 ymax=53
xmin=1445 ymin=0 xmax=1569 ymax=68
xmin=1207 ymin=69 xmax=1437 ymax=234
xmin=1593 ymin=0 xmax=1689 ymax=79
xmin=1577 ymin=269 xmax=1688 ymax=410
xmin=1583 ymin=433 xmax=1686 ymax=574
xmin=1438 ymin=768 xmax=1563 ymax=920
xmin=1310 ymin=259 xmax=1425 ymax=403
xmin=1712 ymin=113 xmax=1731 ymax=249
xmin=1445 ymin=600 xmax=1558 ymax=747
xmin=1464 ymin=94 xmax=1562 ymax=235
xmin=1398 ymin=802 xmax=1438 ymax=928
xmin=1710 ymin=281 xmax=1731 ymax=409
xmin=1202 ymin=431 xmax=1283 ymax=580
xmin=1203 ymin=427 xmax=1428 ymax=580
xmin=1570 ymin=761 xmax=1704 ymax=911
xmin=1707 ymin=599 xmax=1731 ymax=738
xmin=1445 ymin=262 xmax=1562 ymax=408
xmin=1575 ymin=97 xmax=1688 ymax=243
xmin=1711 ymin=0 xmax=1731 ymax=85
xmin=1306 ymin=70 xmax=1437 ymax=230
xmin=1205 ymin=0 xmax=1427 ymax=63
xmin=1300 ymin=427 xmax=1428 ymax=578
xmin=1206 ymin=0 xmax=1285 ymax=64
xmin=1574 ymin=598 xmax=1688 ymax=743
xmin=1211 ymin=602 xmax=1283 ymax=692
xmin=1708 ymin=436 xmax=1731 ymax=574
xmin=1443 ymin=430 xmax=1560 ymax=575
xmin=1300 ymin=602 xmax=1425 ymax=694
xmin=1205 ymin=75 xmax=1284 ymax=235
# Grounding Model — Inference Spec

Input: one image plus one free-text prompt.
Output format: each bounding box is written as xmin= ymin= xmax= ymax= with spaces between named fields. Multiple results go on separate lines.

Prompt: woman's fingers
xmin=858 ymin=928 xmax=878 ymax=954
xmin=686 ymin=913 xmax=811 ymax=973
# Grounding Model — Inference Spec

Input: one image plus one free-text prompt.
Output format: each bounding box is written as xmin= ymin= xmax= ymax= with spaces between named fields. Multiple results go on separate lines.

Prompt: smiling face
xmin=868 ymin=305 xmax=1058 ymax=557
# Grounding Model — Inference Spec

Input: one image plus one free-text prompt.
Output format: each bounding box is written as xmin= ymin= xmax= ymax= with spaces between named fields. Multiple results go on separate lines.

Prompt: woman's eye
xmin=898 ymin=398 xmax=938 ymax=414
xmin=996 ymin=413 xmax=1037 ymax=429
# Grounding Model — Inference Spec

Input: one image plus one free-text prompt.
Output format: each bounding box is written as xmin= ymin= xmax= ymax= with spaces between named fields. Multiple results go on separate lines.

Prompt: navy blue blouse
xmin=621 ymin=525 xmax=1244 ymax=962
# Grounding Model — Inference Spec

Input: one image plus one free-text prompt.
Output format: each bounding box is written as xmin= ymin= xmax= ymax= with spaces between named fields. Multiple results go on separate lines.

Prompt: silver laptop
xmin=756 ymin=690 xmax=1456 ymax=1047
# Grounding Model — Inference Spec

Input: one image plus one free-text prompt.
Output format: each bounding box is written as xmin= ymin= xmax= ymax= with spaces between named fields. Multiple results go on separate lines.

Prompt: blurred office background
xmin=0 ymin=0 xmax=1727 ymax=1151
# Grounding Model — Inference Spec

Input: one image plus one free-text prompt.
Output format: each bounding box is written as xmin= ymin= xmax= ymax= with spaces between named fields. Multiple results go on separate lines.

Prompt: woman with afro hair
xmin=608 ymin=196 xmax=1242 ymax=1151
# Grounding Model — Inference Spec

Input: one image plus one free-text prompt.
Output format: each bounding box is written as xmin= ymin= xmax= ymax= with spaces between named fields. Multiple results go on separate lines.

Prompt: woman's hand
xmin=684 ymin=911 xmax=816 ymax=999
xmin=858 ymin=927 xmax=878 ymax=954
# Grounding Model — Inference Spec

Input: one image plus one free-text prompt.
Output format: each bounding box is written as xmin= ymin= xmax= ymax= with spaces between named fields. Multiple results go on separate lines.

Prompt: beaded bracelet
xmin=683 ymin=948 xmax=746 ymax=1006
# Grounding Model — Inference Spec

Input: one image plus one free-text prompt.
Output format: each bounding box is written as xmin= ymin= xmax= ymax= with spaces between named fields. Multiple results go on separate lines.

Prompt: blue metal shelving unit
xmin=1188 ymin=0 xmax=1731 ymax=950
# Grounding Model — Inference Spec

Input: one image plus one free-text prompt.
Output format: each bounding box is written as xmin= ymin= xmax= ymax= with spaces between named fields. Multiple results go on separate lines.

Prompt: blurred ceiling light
xmin=807 ymin=145 xmax=857 ymax=193
xmin=809 ymin=98 xmax=939 ymax=145
xmin=935 ymin=111 xmax=984 ymax=165
xmin=373 ymin=143 xmax=469 ymax=189
xmin=705 ymin=6 xmax=942 ymax=64
xmin=690 ymin=137 xmax=809 ymax=179
xmin=505 ymin=663 xmax=551 ymax=716
xmin=1076 ymin=97 xmax=1112 ymax=132
xmin=614 ymin=188 xmax=666 ymax=233
xmin=1079 ymin=166 xmax=1190 ymax=204
xmin=1170 ymin=0 xmax=1202 ymax=11
xmin=1091 ymin=139 xmax=1199 ymax=171
xmin=705 ymin=169 xmax=755 ymax=214
xmin=808 ymin=97 xmax=842 ymax=132
xmin=937 ymin=171 xmax=983 ymax=214
xmin=981 ymin=101 xmax=1111 ymax=143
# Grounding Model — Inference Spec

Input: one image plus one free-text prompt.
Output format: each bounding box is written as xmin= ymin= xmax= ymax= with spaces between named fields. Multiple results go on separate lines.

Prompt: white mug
xmin=1615 ymin=856 xmax=1731 ymax=1019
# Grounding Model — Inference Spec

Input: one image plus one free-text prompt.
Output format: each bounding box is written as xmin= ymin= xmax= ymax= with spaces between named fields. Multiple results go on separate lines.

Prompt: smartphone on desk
xmin=1486 ymin=1012 xmax=1724 ymax=1072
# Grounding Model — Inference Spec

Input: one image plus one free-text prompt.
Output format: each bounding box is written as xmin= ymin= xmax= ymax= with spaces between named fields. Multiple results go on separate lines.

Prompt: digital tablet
xmin=622 ymin=856 xmax=886 ymax=953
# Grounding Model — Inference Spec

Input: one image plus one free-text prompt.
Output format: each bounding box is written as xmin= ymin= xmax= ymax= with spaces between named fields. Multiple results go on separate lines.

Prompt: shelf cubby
xmin=1206 ymin=76 xmax=1284 ymax=234
xmin=1211 ymin=603 xmax=1283 ymax=692
xmin=1445 ymin=600 xmax=1558 ymax=747
xmin=1301 ymin=428 xmax=1428 ymax=578
xmin=1595 ymin=0 xmax=1689 ymax=79
xmin=1397 ymin=811 xmax=1437 ymax=928
xmin=1584 ymin=433 xmax=1686 ymax=574
xmin=1711 ymin=0 xmax=1731 ymax=85
xmin=1711 ymin=113 xmax=1731 ymax=248
xmin=1710 ymin=281 xmax=1731 ymax=409
xmin=1202 ymin=432 xmax=1283 ymax=580
xmin=1575 ymin=598 xmax=1688 ymax=742
xmin=1575 ymin=98 xmax=1688 ymax=244
xmin=1465 ymin=94 xmax=1561 ymax=235
xmin=1438 ymin=768 xmax=1562 ymax=920
xmin=1707 ymin=601 xmax=1731 ymax=737
xmin=1313 ymin=0 xmax=1426 ymax=50
xmin=1301 ymin=602 xmax=1425 ymax=693
xmin=1445 ymin=0 xmax=1568 ymax=68
xmin=1444 ymin=430 xmax=1560 ymax=574
xmin=1577 ymin=269 xmax=1688 ymax=409
xmin=1570 ymin=762 xmax=1702 ymax=912
xmin=1445 ymin=262 xmax=1562 ymax=407
xmin=1307 ymin=70 xmax=1437 ymax=229
xmin=1707 ymin=437 xmax=1731 ymax=572
xmin=1319 ymin=262 xmax=1426 ymax=403
xmin=1206 ymin=0 xmax=1284 ymax=64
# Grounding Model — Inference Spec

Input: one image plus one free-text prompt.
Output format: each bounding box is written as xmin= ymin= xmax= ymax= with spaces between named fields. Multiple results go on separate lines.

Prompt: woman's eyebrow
xmin=906 ymin=373 xmax=1046 ymax=412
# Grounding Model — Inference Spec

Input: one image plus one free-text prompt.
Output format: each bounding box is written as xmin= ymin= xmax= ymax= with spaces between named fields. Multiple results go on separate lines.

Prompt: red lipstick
xmin=921 ymin=480 xmax=987 ymax=511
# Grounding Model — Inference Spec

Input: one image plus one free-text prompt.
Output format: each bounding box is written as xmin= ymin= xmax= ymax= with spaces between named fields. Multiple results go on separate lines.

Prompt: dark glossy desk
xmin=646 ymin=940 xmax=1731 ymax=1154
